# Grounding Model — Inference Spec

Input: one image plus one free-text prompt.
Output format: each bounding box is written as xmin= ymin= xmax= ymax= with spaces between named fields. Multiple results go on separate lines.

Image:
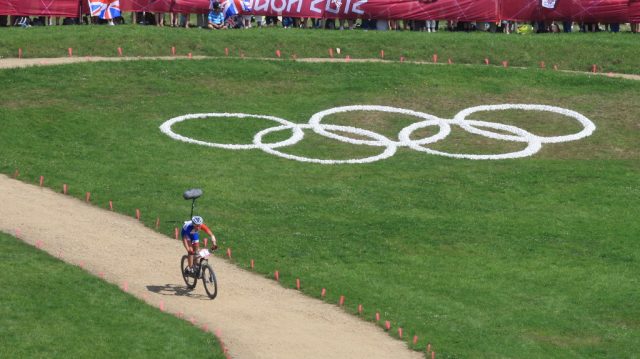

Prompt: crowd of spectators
xmin=1 ymin=13 xmax=639 ymax=33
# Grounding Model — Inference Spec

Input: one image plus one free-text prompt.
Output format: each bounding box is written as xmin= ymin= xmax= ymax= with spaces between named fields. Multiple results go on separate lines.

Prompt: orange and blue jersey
xmin=182 ymin=221 xmax=213 ymax=243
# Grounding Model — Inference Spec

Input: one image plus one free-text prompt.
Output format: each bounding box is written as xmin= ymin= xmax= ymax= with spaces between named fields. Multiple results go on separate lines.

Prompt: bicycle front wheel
xmin=201 ymin=265 xmax=218 ymax=299
xmin=181 ymin=255 xmax=197 ymax=289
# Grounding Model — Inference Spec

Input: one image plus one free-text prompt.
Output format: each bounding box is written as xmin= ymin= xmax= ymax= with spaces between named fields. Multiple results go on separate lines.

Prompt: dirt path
xmin=1 ymin=56 xmax=639 ymax=81
xmin=0 ymin=174 xmax=423 ymax=359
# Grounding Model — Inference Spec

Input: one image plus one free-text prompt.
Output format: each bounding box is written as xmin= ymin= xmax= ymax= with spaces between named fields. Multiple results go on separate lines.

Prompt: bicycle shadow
xmin=146 ymin=284 xmax=210 ymax=300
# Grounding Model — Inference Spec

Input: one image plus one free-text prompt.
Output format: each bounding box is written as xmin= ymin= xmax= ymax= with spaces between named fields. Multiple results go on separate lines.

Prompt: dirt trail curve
xmin=0 ymin=56 xmax=422 ymax=359
xmin=1 ymin=56 xmax=639 ymax=81
xmin=0 ymin=174 xmax=423 ymax=359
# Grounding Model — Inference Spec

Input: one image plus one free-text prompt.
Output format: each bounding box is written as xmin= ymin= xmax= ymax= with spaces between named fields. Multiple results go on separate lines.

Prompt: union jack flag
xmin=221 ymin=0 xmax=251 ymax=20
xmin=89 ymin=0 xmax=121 ymax=20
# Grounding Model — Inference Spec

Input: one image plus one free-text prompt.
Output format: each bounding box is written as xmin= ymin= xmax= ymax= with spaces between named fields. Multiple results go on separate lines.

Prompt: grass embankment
xmin=0 ymin=232 xmax=225 ymax=358
xmin=0 ymin=58 xmax=639 ymax=358
xmin=0 ymin=25 xmax=639 ymax=74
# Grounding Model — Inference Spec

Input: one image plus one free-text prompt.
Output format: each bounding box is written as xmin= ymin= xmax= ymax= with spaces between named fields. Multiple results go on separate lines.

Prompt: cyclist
xmin=182 ymin=215 xmax=217 ymax=275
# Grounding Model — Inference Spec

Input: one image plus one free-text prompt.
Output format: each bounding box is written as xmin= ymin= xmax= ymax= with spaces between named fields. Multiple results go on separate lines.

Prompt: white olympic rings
xmin=159 ymin=104 xmax=596 ymax=164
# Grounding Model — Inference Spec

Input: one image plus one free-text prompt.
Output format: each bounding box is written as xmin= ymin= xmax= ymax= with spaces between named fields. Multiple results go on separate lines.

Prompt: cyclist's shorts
xmin=181 ymin=229 xmax=200 ymax=244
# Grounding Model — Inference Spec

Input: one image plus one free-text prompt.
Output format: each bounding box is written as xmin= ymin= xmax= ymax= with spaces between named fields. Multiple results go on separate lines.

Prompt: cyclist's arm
xmin=201 ymin=224 xmax=217 ymax=249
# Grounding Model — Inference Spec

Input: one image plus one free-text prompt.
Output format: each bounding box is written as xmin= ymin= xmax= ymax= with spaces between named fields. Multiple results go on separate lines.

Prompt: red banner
xmin=172 ymin=0 xmax=210 ymax=13
xmin=630 ymin=0 xmax=640 ymax=23
xmin=325 ymin=0 xmax=499 ymax=21
xmin=120 ymin=0 xmax=209 ymax=13
xmin=500 ymin=0 xmax=629 ymax=23
xmin=248 ymin=0 xmax=327 ymax=18
xmin=0 ymin=0 xmax=635 ymax=22
xmin=0 ymin=0 xmax=79 ymax=17
xmin=120 ymin=0 xmax=174 ymax=12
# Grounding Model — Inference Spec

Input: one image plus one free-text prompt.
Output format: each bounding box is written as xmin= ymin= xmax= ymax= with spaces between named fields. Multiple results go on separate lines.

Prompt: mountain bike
xmin=181 ymin=248 xmax=218 ymax=299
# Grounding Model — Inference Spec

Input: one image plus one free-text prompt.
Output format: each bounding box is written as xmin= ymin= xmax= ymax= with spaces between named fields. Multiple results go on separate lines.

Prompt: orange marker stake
xmin=117 ymin=47 xmax=123 ymax=56
xmin=188 ymin=52 xmax=192 ymax=59
xmin=226 ymin=248 xmax=232 ymax=259
xmin=400 ymin=56 xmax=405 ymax=63
xmin=432 ymin=54 xmax=438 ymax=63
xmin=250 ymin=259 xmax=254 ymax=269
xmin=385 ymin=321 xmax=391 ymax=331
xmin=63 ymin=184 xmax=68 ymax=194
xmin=224 ymin=47 xmax=229 ymax=56
xmin=380 ymin=49 xmax=384 ymax=59
xmin=375 ymin=312 xmax=380 ymax=321
xmin=345 ymin=55 xmax=351 ymax=62
xmin=68 ymin=48 xmax=73 ymax=57
xmin=484 ymin=58 xmax=490 ymax=65
xmin=18 ymin=48 xmax=22 ymax=59
xmin=39 ymin=176 xmax=44 ymax=187
xmin=502 ymin=60 xmax=508 ymax=68
xmin=321 ymin=288 xmax=326 ymax=297
xmin=427 ymin=343 xmax=431 ymax=353
xmin=276 ymin=49 xmax=281 ymax=58
xmin=159 ymin=301 xmax=165 ymax=311
xmin=155 ymin=217 xmax=160 ymax=229
xmin=592 ymin=64 xmax=598 ymax=73
xmin=432 ymin=351 xmax=436 ymax=359
xmin=413 ymin=335 xmax=418 ymax=345
xmin=540 ymin=61 xmax=545 ymax=69
xmin=398 ymin=327 xmax=403 ymax=338
xmin=339 ymin=295 xmax=345 ymax=306
xmin=174 ymin=227 xmax=179 ymax=240
xmin=274 ymin=270 xmax=279 ymax=281
xmin=296 ymin=278 xmax=300 ymax=290
xmin=329 ymin=48 xmax=334 ymax=58
xmin=122 ymin=281 xmax=128 ymax=292
xmin=85 ymin=192 xmax=91 ymax=202
xmin=358 ymin=304 xmax=363 ymax=314
xmin=109 ymin=200 xmax=113 ymax=211
xmin=136 ymin=208 xmax=140 ymax=220
xmin=448 ymin=58 xmax=452 ymax=65
xmin=13 ymin=169 xmax=19 ymax=178
xmin=171 ymin=46 xmax=176 ymax=56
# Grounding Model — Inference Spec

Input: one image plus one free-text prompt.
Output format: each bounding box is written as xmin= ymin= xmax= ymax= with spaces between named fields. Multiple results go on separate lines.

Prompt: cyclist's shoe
xmin=183 ymin=267 xmax=193 ymax=276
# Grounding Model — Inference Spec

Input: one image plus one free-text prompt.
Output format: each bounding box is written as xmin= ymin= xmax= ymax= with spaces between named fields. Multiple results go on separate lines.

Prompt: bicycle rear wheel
xmin=181 ymin=255 xmax=197 ymax=289
xmin=201 ymin=264 xmax=218 ymax=299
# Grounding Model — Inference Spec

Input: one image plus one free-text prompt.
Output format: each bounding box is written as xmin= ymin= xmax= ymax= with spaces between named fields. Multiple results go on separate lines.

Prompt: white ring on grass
xmin=159 ymin=104 xmax=596 ymax=164
xmin=254 ymin=123 xmax=398 ymax=164
xmin=159 ymin=113 xmax=303 ymax=149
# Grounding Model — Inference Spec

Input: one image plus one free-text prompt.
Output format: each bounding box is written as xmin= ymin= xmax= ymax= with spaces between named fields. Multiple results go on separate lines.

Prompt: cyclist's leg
xmin=182 ymin=236 xmax=194 ymax=268
xmin=189 ymin=233 xmax=200 ymax=269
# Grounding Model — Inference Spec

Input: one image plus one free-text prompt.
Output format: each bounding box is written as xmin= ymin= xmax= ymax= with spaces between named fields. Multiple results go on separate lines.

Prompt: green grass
xmin=0 ymin=231 xmax=225 ymax=358
xmin=0 ymin=55 xmax=639 ymax=358
xmin=1 ymin=25 xmax=639 ymax=74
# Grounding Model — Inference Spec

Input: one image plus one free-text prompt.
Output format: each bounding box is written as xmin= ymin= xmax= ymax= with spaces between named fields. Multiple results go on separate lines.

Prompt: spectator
xmin=170 ymin=12 xmax=179 ymax=27
xmin=255 ymin=15 xmax=264 ymax=27
xmin=181 ymin=13 xmax=191 ymax=28
xmin=156 ymin=13 xmax=165 ymax=27
xmin=208 ymin=2 xmax=226 ymax=29
xmin=426 ymin=19 xmax=436 ymax=32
